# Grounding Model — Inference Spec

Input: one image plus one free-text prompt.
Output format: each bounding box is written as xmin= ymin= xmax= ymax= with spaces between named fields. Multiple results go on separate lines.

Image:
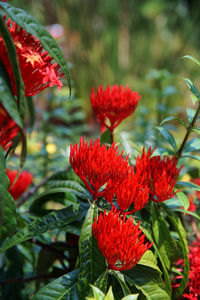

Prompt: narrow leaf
xmin=156 ymin=126 xmax=177 ymax=151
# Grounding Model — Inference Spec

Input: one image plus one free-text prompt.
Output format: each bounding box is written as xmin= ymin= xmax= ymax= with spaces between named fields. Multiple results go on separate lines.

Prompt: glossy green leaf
xmin=152 ymin=204 xmax=179 ymax=267
xmin=122 ymin=295 xmax=139 ymax=300
xmin=186 ymin=108 xmax=196 ymax=123
xmin=78 ymin=206 xmax=107 ymax=298
xmin=32 ymin=269 xmax=79 ymax=300
xmin=162 ymin=204 xmax=189 ymax=298
xmin=124 ymin=265 xmax=171 ymax=300
xmin=156 ymin=126 xmax=177 ymax=151
xmin=137 ymin=250 xmax=161 ymax=273
xmin=0 ymin=2 xmax=71 ymax=92
xmin=112 ymin=271 xmax=131 ymax=296
xmin=182 ymin=138 xmax=200 ymax=153
xmin=0 ymin=192 xmax=17 ymax=245
xmin=26 ymin=97 xmax=35 ymax=132
xmin=0 ymin=148 xmax=17 ymax=245
xmin=160 ymin=116 xmax=186 ymax=128
xmin=176 ymin=191 xmax=190 ymax=213
xmin=88 ymin=285 xmax=105 ymax=300
xmin=177 ymin=181 xmax=200 ymax=191
xmin=0 ymin=14 xmax=25 ymax=117
xmin=183 ymin=78 xmax=200 ymax=99
xmin=136 ymin=226 xmax=172 ymax=296
xmin=0 ymin=205 xmax=80 ymax=253
xmin=104 ymin=287 xmax=115 ymax=300
xmin=0 ymin=63 xmax=23 ymax=128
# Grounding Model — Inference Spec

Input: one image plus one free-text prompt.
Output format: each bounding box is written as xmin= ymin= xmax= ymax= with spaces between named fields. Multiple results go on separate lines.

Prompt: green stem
xmin=176 ymin=102 xmax=200 ymax=160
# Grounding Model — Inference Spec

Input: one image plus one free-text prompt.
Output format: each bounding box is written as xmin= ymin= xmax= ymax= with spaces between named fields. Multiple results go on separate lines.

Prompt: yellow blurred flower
xmin=181 ymin=174 xmax=191 ymax=182
xmin=46 ymin=143 xmax=57 ymax=154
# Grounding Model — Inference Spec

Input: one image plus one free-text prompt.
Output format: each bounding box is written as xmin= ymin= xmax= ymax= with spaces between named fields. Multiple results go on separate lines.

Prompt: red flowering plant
xmin=0 ymin=1 xmax=200 ymax=299
xmin=90 ymin=84 xmax=141 ymax=141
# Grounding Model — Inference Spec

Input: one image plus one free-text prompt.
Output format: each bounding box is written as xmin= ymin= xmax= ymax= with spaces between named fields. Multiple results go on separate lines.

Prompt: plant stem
xmin=176 ymin=102 xmax=200 ymax=160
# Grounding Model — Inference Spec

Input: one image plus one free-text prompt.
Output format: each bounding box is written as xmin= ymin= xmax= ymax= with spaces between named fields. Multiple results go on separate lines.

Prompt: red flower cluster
xmin=93 ymin=209 xmax=153 ymax=271
xmin=0 ymin=18 xmax=63 ymax=97
xmin=105 ymin=166 xmax=149 ymax=214
xmin=70 ymin=137 xmax=130 ymax=200
xmin=149 ymin=155 xmax=182 ymax=202
xmin=105 ymin=148 xmax=181 ymax=213
xmin=90 ymin=85 xmax=141 ymax=133
xmin=173 ymin=240 xmax=200 ymax=300
xmin=6 ymin=169 xmax=33 ymax=200
xmin=0 ymin=104 xmax=20 ymax=151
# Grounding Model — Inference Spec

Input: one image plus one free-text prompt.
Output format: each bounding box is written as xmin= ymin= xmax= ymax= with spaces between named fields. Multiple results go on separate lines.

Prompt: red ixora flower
xmin=149 ymin=155 xmax=182 ymax=202
xmin=6 ymin=169 xmax=33 ymax=200
xmin=93 ymin=209 xmax=153 ymax=271
xmin=0 ymin=104 xmax=20 ymax=151
xmin=173 ymin=239 xmax=200 ymax=300
xmin=105 ymin=166 xmax=149 ymax=214
xmin=0 ymin=18 xmax=63 ymax=97
xmin=70 ymin=137 xmax=130 ymax=200
xmin=90 ymin=84 xmax=141 ymax=133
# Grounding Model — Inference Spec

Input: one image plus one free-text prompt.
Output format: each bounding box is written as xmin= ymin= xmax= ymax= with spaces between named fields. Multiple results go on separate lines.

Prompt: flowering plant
xmin=0 ymin=2 xmax=200 ymax=300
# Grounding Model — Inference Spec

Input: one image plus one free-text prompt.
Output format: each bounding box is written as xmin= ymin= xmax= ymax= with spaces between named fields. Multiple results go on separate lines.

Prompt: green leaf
xmin=162 ymin=204 xmax=189 ymax=298
xmin=26 ymin=97 xmax=35 ymax=132
xmin=0 ymin=192 xmax=17 ymax=245
xmin=137 ymin=250 xmax=161 ymax=273
xmin=124 ymin=265 xmax=171 ymax=300
xmin=0 ymin=2 xmax=71 ymax=92
xmin=183 ymin=138 xmax=200 ymax=153
xmin=183 ymin=55 xmax=200 ymax=67
xmin=105 ymin=287 xmax=115 ymax=300
xmin=32 ymin=269 xmax=79 ymax=300
xmin=183 ymin=78 xmax=200 ymax=99
xmin=0 ymin=148 xmax=17 ymax=244
xmin=174 ymin=209 xmax=200 ymax=220
xmin=112 ymin=271 xmax=131 ymax=296
xmin=0 ymin=14 xmax=25 ymax=117
xmin=182 ymin=154 xmax=200 ymax=161
xmin=87 ymin=271 xmax=108 ymax=298
xmin=177 ymin=181 xmax=200 ymax=191
xmin=122 ymin=295 xmax=139 ymax=300
xmin=176 ymin=191 xmax=190 ymax=213
xmin=100 ymin=129 xmax=112 ymax=145
xmin=156 ymin=126 xmax=177 ymax=151
xmin=0 ymin=205 xmax=80 ymax=253
xmin=78 ymin=206 xmax=107 ymax=298
xmin=193 ymin=128 xmax=200 ymax=134
xmin=186 ymin=108 xmax=196 ymax=123
xmin=135 ymin=225 xmax=172 ymax=297
xmin=88 ymin=285 xmax=105 ymax=300
xmin=0 ymin=63 xmax=23 ymax=128
xmin=160 ymin=116 xmax=186 ymax=128
xmin=152 ymin=204 xmax=179 ymax=267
